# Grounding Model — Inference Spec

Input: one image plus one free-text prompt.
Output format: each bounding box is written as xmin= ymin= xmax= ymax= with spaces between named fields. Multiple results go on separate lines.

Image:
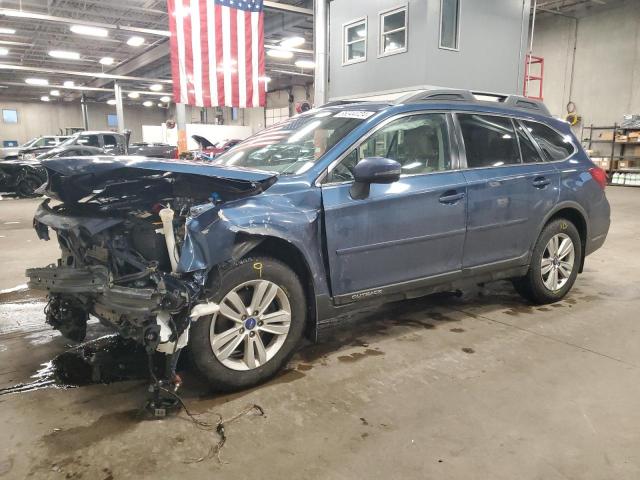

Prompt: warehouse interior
xmin=1 ymin=1 xmax=639 ymax=479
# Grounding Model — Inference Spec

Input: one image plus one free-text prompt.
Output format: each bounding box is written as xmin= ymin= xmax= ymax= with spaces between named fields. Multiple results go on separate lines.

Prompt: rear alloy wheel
xmin=512 ymin=218 xmax=582 ymax=304
xmin=540 ymin=233 xmax=575 ymax=292
xmin=190 ymin=257 xmax=306 ymax=391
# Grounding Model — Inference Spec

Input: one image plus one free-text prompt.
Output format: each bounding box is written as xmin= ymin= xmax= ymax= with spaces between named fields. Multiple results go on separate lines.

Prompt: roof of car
xmin=76 ymin=130 xmax=123 ymax=135
xmin=323 ymin=89 xmax=552 ymax=119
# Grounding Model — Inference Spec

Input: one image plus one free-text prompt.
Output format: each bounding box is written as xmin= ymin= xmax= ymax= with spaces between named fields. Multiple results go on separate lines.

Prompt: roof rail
xmin=395 ymin=89 xmax=551 ymax=117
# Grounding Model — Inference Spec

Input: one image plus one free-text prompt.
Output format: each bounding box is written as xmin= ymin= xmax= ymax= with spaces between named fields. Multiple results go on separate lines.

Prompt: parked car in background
xmin=26 ymin=90 xmax=610 ymax=391
xmin=51 ymin=131 xmax=127 ymax=156
xmin=192 ymin=135 xmax=241 ymax=158
xmin=128 ymin=142 xmax=178 ymax=159
xmin=37 ymin=145 xmax=106 ymax=160
xmin=7 ymin=136 xmax=69 ymax=161
xmin=0 ymin=158 xmax=47 ymax=197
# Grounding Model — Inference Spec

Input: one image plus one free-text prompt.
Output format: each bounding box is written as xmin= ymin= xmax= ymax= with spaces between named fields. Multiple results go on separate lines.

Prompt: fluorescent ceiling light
xmin=63 ymin=80 xmax=75 ymax=88
xmin=40 ymin=96 xmax=50 ymax=102
xmin=160 ymin=96 xmax=171 ymax=102
xmin=267 ymin=49 xmax=293 ymax=59
xmin=70 ymin=25 xmax=108 ymax=37
xmin=0 ymin=48 xmax=8 ymax=56
xmin=149 ymin=83 xmax=163 ymax=91
xmin=281 ymin=36 xmax=305 ymax=48
xmin=295 ymin=60 xmax=315 ymax=69
xmin=143 ymin=100 xmax=153 ymax=107
xmin=49 ymin=50 xmax=81 ymax=60
xmin=0 ymin=28 xmax=16 ymax=35
xmin=25 ymin=78 xmax=49 ymax=86
xmin=107 ymin=99 xmax=117 ymax=105
xmin=50 ymin=90 xmax=60 ymax=96
xmin=99 ymin=57 xmax=114 ymax=66
xmin=127 ymin=36 xmax=145 ymax=47
xmin=128 ymin=92 xmax=140 ymax=99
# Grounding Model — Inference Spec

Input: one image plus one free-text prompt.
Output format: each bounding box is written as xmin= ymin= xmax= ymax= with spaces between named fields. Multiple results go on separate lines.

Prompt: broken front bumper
xmin=26 ymin=265 xmax=163 ymax=314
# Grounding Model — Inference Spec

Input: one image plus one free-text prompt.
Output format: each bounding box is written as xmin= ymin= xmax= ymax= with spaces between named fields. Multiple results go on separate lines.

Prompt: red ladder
xmin=523 ymin=54 xmax=544 ymax=100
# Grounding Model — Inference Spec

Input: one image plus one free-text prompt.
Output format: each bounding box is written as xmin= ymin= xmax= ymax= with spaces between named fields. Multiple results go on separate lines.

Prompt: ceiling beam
xmin=264 ymin=1 xmax=313 ymax=15
xmin=0 ymin=8 xmax=171 ymax=37
xmin=0 ymin=63 xmax=173 ymax=84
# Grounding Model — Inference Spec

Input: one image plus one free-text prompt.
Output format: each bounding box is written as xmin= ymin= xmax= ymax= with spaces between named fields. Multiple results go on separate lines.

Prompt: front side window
xmin=344 ymin=18 xmax=367 ymax=64
xmin=458 ymin=114 xmax=520 ymax=168
xmin=327 ymin=113 xmax=451 ymax=183
xmin=77 ymin=135 xmax=100 ymax=147
xmin=214 ymin=110 xmax=369 ymax=175
xmin=380 ymin=6 xmax=407 ymax=56
xmin=103 ymin=135 xmax=118 ymax=148
xmin=440 ymin=0 xmax=460 ymax=50
xmin=522 ymin=120 xmax=574 ymax=161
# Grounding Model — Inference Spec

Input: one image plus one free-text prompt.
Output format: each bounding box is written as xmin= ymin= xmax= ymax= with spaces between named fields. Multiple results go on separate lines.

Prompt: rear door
xmin=456 ymin=113 xmax=560 ymax=268
xmin=321 ymin=112 xmax=468 ymax=298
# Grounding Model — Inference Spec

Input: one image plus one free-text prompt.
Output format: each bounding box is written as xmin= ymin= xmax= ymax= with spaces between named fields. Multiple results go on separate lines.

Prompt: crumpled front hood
xmin=40 ymin=155 xmax=278 ymax=205
xmin=41 ymin=155 xmax=274 ymax=182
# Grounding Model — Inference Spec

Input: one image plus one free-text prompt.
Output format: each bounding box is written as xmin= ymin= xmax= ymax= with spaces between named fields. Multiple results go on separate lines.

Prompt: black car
xmin=0 ymin=159 xmax=47 ymax=197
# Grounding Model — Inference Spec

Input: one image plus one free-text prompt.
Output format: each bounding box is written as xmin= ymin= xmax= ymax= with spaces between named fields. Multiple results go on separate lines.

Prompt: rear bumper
xmin=26 ymin=265 xmax=163 ymax=314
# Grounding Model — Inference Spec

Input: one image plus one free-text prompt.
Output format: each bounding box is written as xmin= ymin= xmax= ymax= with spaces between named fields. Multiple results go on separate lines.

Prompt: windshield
xmin=58 ymin=134 xmax=79 ymax=148
xmin=21 ymin=137 xmax=38 ymax=148
xmin=213 ymin=110 xmax=370 ymax=174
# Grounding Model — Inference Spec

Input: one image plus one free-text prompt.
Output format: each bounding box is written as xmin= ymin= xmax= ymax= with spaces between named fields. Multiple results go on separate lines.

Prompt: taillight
xmin=589 ymin=166 xmax=608 ymax=189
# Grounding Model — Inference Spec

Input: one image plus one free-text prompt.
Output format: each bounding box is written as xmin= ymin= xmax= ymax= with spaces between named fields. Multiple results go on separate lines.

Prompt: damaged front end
xmin=26 ymin=157 xmax=277 ymax=359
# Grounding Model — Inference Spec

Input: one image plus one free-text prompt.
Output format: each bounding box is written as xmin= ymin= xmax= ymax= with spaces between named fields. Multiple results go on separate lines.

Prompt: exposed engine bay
xmin=26 ymin=158 xmax=277 ymax=372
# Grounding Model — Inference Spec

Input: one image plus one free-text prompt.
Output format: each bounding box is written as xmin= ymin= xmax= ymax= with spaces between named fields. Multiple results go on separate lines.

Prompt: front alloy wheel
xmin=541 ymin=233 xmax=575 ymax=291
xmin=189 ymin=256 xmax=306 ymax=391
xmin=210 ymin=279 xmax=291 ymax=371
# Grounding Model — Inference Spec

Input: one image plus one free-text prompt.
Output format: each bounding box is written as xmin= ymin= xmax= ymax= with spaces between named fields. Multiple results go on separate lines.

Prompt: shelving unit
xmin=581 ymin=123 xmax=640 ymax=186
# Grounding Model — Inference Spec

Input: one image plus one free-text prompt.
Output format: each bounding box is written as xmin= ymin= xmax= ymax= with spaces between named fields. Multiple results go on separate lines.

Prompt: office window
xmin=379 ymin=5 xmax=407 ymax=56
xmin=2 ymin=109 xmax=17 ymax=123
xmin=107 ymin=114 xmax=118 ymax=128
xmin=265 ymin=107 xmax=289 ymax=127
xmin=343 ymin=18 xmax=367 ymax=64
xmin=458 ymin=114 xmax=520 ymax=168
xmin=522 ymin=120 xmax=574 ymax=161
xmin=440 ymin=0 xmax=460 ymax=50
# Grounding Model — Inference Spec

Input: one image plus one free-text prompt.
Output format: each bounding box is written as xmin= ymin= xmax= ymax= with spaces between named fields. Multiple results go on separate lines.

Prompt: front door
xmin=321 ymin=112 xmax=468 ymax=299
xmin=455 ymin=113 xmax=560 ymax=268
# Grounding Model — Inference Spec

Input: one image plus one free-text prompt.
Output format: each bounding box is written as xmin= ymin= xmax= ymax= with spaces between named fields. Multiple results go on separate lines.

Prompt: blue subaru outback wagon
xmin=27 ymin=90 xmax=610 ymax=390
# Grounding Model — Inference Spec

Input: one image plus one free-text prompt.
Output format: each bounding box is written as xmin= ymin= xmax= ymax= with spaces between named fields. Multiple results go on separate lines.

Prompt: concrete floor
xmin=0 ymin=187 xmax=639 ymax=479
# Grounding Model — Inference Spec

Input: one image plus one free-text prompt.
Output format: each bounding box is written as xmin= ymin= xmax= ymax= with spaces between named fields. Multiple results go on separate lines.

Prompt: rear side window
xmin=522 ymin=120 xmax=573 ymax=161
xmin=458 ymin=114 xmax=520 ymax=168
xmin=515 ymin=121 xmax=544 ymax=163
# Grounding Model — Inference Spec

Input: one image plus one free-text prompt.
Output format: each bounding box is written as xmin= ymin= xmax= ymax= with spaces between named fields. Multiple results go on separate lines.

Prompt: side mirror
xmin=350 ymin=156 xmax=401 ymax=200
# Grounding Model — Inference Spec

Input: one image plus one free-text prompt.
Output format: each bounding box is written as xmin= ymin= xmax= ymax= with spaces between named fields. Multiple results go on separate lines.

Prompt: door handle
xmin=439 ymin=190 xmax=465 ymax=204
xmin=532 ymin=176 xmax=551 ymax=188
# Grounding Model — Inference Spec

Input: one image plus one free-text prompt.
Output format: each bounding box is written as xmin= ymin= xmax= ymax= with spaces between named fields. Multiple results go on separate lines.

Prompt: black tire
xmin=16 ymin=174 xmax=43 ymax=198
xmin=190 ymin=256 xmax=306 ymax=391
xmin=512 ymin=218 xmax=583 ymax=304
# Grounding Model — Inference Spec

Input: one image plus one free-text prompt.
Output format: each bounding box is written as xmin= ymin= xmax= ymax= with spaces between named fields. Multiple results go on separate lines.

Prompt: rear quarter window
xmin=522 ymin=120 xmax=574 ymax=161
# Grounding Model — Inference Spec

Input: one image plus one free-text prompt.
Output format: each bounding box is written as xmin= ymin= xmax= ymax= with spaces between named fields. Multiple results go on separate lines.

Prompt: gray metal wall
xmin=533 ymin=2 xmax=640 ymax=126
xmin=328 ymin=0 xmax=531 ymax=100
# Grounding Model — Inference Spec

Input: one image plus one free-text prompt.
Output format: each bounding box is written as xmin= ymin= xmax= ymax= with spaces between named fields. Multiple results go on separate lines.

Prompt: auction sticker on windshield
xmin=334 ymin=111 xmax=376 ymax=119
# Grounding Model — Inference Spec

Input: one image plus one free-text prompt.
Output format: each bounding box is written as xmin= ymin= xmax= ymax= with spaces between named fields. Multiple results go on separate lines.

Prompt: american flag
xmin=167 ymin=0 xmax=266 ymax=108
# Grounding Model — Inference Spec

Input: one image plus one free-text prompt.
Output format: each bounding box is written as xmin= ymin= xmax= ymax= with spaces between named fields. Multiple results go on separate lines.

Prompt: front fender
xmin=177 ymin=190 xmax=329 ymax=296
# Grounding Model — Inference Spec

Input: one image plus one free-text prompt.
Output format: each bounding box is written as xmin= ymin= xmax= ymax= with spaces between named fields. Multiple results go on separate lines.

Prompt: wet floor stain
xmin=0 ymin=335 xmax=148 ymax=396
xmin=296 ymin=363 xmax=313 ymax=372
xmin=359 ymin=417 xmax=369 ymax=426
xmin=391 ymin=318 xmax=435 ymax=329
xmin=42 ymin=409 xmax=140 ymax=455
xmin=461 ymin=347 xmax=475 ymax=354
xmin=337 ymin=348 xmax=385 ymax=363
xmin=450 ymin=328 xmax=465 ymax=333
